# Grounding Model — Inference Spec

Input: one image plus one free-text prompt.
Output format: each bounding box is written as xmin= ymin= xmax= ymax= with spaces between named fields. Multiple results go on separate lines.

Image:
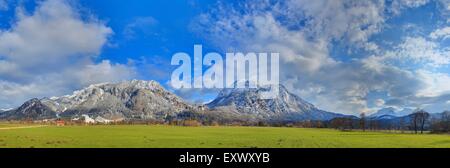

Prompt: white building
xmin=82 ymin=114 xmax=96 ymax=123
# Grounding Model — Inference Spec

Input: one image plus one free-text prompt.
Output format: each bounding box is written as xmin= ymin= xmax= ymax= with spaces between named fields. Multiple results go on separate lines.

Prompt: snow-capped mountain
xmin=397 ymin=108 xmax=414 ymax=116
xmin=1 ymin=80 xmax=194 ymax=120
xmin=0 ymin=108 xmax=13 ymax=113
xmin=370 ymin=107 xmax=396 ymax=118
xmin=370 ymin=107 xmax=415 ymax=118
xmin=207 ymin=84 xmax=346 ymax=121
xmin=0 ymin=98 xmax=56 ymax=120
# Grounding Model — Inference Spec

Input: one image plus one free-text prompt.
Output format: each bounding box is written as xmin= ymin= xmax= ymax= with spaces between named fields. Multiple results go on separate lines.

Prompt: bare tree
xmin=411 ymin=110 xmax=430 ymax=134
xmin=419 ymin=111 xmax=430 ymax=134
xmin=330 ymin=117 xmax=353 ymax=131
xmin=412 ymin=112 xmax=419 ymax=134
xmin=430 ymin=111 xmax=450 ymax=133
xmin=360 ymin=113 xmax=366 ymax=132
xmin=369 ymin=119 xmax=374 ymax=131
xmin=399 ymin=117 xmax=405 ymax=133
xmin=443 ymin=111 xmax=450 ymax=132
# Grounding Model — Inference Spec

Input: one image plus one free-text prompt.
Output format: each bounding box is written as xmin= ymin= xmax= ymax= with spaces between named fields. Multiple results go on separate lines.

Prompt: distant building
xmin=82 ymin=114 xmax=96 ymax=124
xmin=56 ymin=120 xmax=65 ymax=126
xmin=95 ymin=116 xmax=112 ymax=124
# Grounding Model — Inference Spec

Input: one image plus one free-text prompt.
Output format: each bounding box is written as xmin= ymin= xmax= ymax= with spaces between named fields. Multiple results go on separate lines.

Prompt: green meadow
xmin=0 ymin=124 xmax=449 ymax=148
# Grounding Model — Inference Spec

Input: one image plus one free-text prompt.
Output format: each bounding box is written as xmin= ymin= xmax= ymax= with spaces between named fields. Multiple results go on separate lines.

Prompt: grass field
xmin=0 ymin=124 xmax=449 ymax=148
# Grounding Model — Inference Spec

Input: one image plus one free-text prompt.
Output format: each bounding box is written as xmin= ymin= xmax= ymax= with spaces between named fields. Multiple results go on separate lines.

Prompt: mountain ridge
xmin=370 ymin=107 xmax=415 ymax=118
xmin=1 ymin=80 xmax=195 ymax=121
xmin=1 ymin=80 xmax=350 ymax=122
xmin=207 ymin=84 xmax=347 ymax=121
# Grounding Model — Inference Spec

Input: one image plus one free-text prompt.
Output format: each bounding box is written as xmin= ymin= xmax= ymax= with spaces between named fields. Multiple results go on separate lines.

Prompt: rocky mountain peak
xmin=207 ymin=84 xmax=342 ymax=120
xmin=370 ymin=107 xmax=396 ymax=118
xmin=0 ymin=98 xmax=56 ymax=120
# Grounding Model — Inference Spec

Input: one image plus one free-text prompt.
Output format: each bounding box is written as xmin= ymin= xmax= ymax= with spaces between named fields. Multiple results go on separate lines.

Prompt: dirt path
xmin=0 ymin=125 xmax=47 ymax=130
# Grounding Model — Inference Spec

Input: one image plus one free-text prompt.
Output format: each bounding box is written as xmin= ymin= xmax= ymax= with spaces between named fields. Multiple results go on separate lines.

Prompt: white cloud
xmin=0 ymin=0 xmax=135 ymax=108
xmin=361 ymin=34 xmax=450 ymax=110
xmin=385 ymin=37 xmax=450 ymax=67
xmin=394 ymin=0 xmax=430 ymax=8
xmin=300 ymin=59 xmax=423 ymax=114
xmin=415 ymin=70 xmax=450 ymax=97
xmin=288 ymin=0 xmax=386 ymax=46
xmin=430 ymin=26 xmax=450 ymax=39
xmin=74 ymin=60 xmax=136 ymax=86
xmin=375 ymin=99 xmax=385 ymax=107
xmin=390 ymin=0 xmax=430 ymax=14
xmin=0 ymin=0 xmax=112 ymax=69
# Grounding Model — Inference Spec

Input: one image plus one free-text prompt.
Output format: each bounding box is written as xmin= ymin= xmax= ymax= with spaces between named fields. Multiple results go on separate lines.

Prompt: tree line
xmin=328 ymin=110 xmax=450 ymax=134
xmin=7 ymin=109 xmax=450 ymax=134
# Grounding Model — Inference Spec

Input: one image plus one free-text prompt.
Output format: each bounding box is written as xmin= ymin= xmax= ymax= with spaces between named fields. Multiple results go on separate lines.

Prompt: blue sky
xmin=0 ymin=0 xmax=450 ymax=115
